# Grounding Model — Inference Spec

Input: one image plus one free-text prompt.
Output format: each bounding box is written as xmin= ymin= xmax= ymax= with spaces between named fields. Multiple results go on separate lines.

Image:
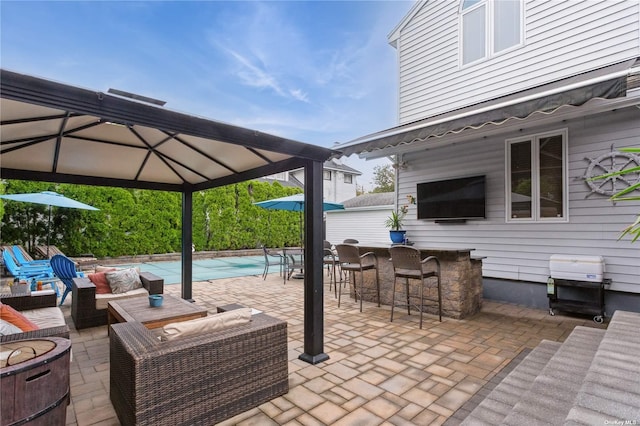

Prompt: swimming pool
xmin=112 ymin=256 xmax=267 ymax=285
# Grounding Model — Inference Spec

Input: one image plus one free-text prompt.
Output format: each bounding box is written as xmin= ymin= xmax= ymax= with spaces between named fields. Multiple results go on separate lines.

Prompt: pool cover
xmin=112 ymin=256 xmax=267 ymax=285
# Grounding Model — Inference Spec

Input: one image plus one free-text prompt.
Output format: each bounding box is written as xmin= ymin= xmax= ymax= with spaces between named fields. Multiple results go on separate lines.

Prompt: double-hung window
xmin=506 ymin=129 xmax=568 ymax=222
xmin=460 ymin=0 xmax=522 ymax=65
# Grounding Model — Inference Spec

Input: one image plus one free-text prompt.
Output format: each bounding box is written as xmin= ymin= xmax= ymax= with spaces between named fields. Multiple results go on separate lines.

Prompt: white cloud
xmin=289 ymin=89 xmax=309 ymax=103
xmin=224 ymin=47 xmax=286 ymax=96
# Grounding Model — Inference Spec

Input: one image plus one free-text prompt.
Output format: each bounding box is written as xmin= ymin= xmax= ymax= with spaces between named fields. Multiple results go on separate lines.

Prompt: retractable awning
xmin=335 ymin=58 xmax=640 ymax=158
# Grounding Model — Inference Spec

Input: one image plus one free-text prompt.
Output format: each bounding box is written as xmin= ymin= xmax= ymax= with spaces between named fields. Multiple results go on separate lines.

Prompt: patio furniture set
xmin=261 ymin=245 xmax=305 ymax=283
xmin=333 ymin=243 xmax=442 ymax=328
xmin=263 ymin=240 xmax=444 ymax=328
xmin=2 ymin=245 xmax=59 ymax=295
xmin=2 ymin=258 xmax=289 ymax=425
xmin=340 ymin=243 xmax=483 ymax=320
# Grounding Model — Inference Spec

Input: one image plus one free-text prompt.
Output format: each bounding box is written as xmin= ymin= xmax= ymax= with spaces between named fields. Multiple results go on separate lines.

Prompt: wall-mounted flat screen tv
xmin=417 ymin=175 xmax=486 ymax=220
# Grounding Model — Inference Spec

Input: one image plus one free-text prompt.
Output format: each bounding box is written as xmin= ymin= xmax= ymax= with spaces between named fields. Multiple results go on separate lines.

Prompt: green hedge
xmin=0 ymin=180 xmax=302 ymax=258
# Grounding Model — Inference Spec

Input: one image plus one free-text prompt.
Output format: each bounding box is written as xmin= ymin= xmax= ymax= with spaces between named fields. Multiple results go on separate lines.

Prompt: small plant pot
xmin=389 ymin=230 xmax=407 ymax=244
xmin=148 ymin=294 xmax=164 ymax=307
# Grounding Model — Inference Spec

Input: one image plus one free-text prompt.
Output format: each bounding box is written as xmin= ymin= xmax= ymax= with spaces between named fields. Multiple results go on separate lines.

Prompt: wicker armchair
xmin=0 ymin=292 xmax=70 ymax=343
xmin=71 ymin=272 xmax=164 ymax=329
xmin=109 ymin=313 xmax=289 ymax=426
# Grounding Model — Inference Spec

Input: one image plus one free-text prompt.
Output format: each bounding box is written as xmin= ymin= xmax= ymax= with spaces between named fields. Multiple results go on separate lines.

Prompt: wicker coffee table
xmin=107 ymin=295 xmax=207 ymax=333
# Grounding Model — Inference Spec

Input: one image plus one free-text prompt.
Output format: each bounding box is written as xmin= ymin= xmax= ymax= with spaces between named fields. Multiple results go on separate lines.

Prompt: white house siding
xmin=330 ymin=172 xmax=358 ymax=203
xmin=325 ymin=208 xmax=392 ymax=245
xmin=395 ymin=0 xmax=640 ymax=123
xmin=291 ymin=169 xmax=358 ymax=203
xmin=396 ymin=106 xmax=640 ymax=293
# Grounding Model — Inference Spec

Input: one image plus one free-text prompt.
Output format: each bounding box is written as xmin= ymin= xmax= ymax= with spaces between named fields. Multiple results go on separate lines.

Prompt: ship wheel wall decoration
xmin=583 ymin=147 xmax=640 ymax=198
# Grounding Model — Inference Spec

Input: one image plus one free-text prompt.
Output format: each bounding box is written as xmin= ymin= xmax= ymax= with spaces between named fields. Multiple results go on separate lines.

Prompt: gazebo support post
xmin=181 ymin=189 xmax=194 ymax=302
xmin=299 ymin=159 xmax=329 ymax=364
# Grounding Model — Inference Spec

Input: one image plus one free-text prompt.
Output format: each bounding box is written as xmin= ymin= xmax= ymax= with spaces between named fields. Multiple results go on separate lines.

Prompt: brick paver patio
xmin=50 ymin=273 xmax=601 ymax=425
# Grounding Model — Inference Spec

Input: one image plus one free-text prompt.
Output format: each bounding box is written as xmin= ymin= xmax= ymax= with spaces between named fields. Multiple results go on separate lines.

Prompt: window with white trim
xmin=344 ymin=174 xmax=353 ymax=184
xmin=506 ymin=129 xmax=568 ymax=222
xmin=460 ymin=0 xmax=522 ymax=65
xmin=323 ymin=170 xmax=332 ymax=181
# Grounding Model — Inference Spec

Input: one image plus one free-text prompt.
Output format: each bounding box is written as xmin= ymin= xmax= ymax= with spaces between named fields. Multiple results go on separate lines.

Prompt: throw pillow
xmin=162 ymin=308 xmax=252 ymax=341
xmin=87 ymin=272 xmax=112 ymax=294
xmin=0 ymin=304 xmax=39 ymax=332
xmin=0 ymin=319 xmax=23 ymax=336
xmin=105 ymin=268 xmax=142 ymax=294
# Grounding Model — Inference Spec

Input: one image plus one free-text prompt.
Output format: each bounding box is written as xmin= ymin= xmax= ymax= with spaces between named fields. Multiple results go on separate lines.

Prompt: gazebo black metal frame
xmin=0 ymin=69 xmax=335 ymax=364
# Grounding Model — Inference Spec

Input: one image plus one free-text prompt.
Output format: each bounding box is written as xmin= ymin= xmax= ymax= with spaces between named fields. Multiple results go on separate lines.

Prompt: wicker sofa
xmin=0 ymin=291 xmax=70 ymax=343
xmin=71 ymin=271 xmax=164 ymax=329
xmin=109 ymin=311 xmax=289 ymax=426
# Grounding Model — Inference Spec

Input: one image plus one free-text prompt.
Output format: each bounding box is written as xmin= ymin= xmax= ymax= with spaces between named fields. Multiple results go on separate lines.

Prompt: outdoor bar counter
xmin=347 ymin=244 xmax=483 ymax=319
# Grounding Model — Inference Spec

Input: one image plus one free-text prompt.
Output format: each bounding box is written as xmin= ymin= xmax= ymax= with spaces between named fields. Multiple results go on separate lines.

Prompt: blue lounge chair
xmin=2 ymin=248 xmax=54 ymax=280
xmin=10 ymin=245 xmax=51 ymax=267
xmin=50 ymin=254 xmax=85 ymax=306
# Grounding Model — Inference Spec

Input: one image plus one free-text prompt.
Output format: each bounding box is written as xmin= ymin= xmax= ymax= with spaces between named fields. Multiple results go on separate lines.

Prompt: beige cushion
xmin=21 ymin=307 xmax=66 ymax=329
xmin=106 ymin=268 xmax=142 ymax=294
xmin=95 ymin=288 xmax=148 ymax=310
xmin=162 ymin=308 xmax=251 ymax=341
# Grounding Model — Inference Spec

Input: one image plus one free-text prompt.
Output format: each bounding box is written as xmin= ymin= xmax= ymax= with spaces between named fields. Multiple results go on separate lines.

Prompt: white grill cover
xmin=549 ymin=255 xmax=605 ymax=282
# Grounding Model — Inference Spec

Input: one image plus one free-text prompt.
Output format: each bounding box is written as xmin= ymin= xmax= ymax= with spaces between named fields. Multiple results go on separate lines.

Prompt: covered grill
xmin=547 ymin=255 xmax=609 ymax=323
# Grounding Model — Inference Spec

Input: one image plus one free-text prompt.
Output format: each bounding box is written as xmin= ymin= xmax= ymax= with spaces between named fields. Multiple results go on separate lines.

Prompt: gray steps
xmin=460 ymin=340 xmax=561 ymax=426
xmin=565 ymin=311 xmax=640 ymax=424
xmin=461 ymin=310 xmax=640 ymax=426
xmin=502 ymin=326 xmax=605 ymax=425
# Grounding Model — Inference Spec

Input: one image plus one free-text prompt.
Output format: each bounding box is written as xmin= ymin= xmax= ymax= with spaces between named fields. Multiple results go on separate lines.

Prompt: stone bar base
xmin=346 ymin=245 xmax=483 ymax=319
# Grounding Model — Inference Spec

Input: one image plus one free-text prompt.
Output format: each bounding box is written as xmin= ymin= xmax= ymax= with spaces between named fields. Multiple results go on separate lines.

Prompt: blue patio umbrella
xmin=254 ymin=194 xmax=344 ymax=245
xmin=254 ymin=193 xmax=345 ymax=212
xmin=0 ymin=191 xmax=99 ymax=256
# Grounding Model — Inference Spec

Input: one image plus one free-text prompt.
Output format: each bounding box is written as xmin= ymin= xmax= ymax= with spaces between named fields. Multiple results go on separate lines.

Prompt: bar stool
xmin=389 ymin=245 xmax=442 ymax=328
xmin=323 ymin=247 xmax=339 ymax=297
xmin=335 ymin=244 xmax=380 ymax=312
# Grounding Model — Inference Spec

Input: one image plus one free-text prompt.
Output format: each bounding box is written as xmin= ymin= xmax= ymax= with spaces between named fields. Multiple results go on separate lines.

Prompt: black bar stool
xmin=389 ymin=245 xmax=442 ymax=327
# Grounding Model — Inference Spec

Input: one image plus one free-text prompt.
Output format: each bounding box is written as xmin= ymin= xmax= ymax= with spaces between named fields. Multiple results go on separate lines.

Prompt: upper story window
xmin=506 ymin=129 xmax=568 ymax=222
xmin=344 ymin=174 xmax=353 ymax=184
xmin=323 ymin=170 xmax=332 ymax=181
xmin=460 ymin=0 xmax=522 ymax=66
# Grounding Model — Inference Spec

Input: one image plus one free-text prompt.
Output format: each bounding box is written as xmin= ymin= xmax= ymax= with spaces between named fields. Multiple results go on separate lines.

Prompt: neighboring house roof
xmin=341 ymin=192 xmax=394 ymax=208
xmin=290 ymin=159 xmax=362 ymax=176
xmin=322 ymin=159 xmax=362 ymax=175
xmin=334 ymin=58 xmax=640 ymax=159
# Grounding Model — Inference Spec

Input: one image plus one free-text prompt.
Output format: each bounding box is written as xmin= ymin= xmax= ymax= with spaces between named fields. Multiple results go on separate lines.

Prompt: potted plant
xmin=385 ymin=195 xmax=415 ymax=244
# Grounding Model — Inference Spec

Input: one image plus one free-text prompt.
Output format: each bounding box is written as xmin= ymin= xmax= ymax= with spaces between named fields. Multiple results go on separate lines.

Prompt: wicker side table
xmin=1 ymin=337 xmax=71 ymax=425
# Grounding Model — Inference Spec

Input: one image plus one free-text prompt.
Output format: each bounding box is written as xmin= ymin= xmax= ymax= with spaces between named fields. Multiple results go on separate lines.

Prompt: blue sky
xmin=1 ymin=1 xmax=414 ymax=190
